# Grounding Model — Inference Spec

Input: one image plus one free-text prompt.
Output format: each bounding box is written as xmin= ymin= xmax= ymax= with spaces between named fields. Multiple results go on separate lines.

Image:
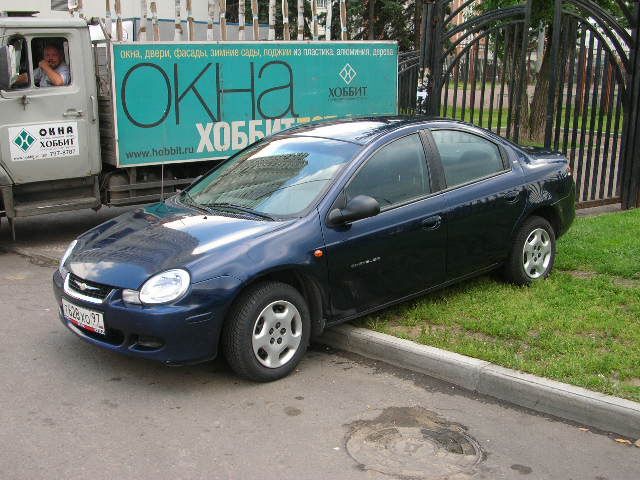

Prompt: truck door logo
xmin=339 ymin=64 xmax=357 ymax=85
xmin=13 ymin=129 xmax=36 ymax=152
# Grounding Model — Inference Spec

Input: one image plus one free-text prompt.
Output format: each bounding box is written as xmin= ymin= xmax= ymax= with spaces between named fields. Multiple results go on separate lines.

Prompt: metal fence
xmin=408 ymin=0 xmax=640 ymax=209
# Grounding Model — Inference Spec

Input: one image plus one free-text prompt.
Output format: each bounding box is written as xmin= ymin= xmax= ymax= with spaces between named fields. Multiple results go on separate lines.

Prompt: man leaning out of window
xmin=14 ymin=43 xmax=71 ymax=88
xmin=34 ymin=43 xmax=70 ymax=87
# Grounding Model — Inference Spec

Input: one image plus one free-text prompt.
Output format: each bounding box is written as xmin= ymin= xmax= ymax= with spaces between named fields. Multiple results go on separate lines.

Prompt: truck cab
xmin=0 ymin=17 xmax=102 ymax=237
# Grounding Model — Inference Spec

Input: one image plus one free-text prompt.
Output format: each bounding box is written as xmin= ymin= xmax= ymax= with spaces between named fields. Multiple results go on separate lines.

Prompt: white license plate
xmin=62 ymin=298 xmax=105 ymax=335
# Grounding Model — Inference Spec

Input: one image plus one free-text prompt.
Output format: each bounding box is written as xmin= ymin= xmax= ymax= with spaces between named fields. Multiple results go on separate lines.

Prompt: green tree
xmin=226 ymin=0 xmax=312 ymax=39
xmin=228 ymin=1 xmax=421 ymax=49
xmin=324 ymin=0 xmax=421 ymax=51
xmin=478 ymin=0 xmax=629 ymax=141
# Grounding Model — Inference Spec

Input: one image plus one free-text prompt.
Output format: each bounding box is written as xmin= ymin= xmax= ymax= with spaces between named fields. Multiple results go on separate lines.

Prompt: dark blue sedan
xmin=53 ymin=118 xmax=575 ymax=381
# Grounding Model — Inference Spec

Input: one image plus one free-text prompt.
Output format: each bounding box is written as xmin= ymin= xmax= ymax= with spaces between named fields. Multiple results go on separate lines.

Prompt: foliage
xmin=227 ymin=0 xmax=421 ymax=50
xmin=226 ymin=0 xmax=312 ymax=38
xmin=472 ymin=0 xmax=631 ymax=140
xmin=476 ymin=0 xmax=629 ymax=31
xmin=344 ymin=0 xmax=419 ymax=51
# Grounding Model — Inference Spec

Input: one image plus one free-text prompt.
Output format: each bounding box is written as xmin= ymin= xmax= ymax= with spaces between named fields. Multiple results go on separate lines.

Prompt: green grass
xmin=356 ymin=208 xmax=640 ymax=401
xmin=556 ymin=208 xmax=640 ymax=278
xmin=439 ymin=105 xmax=624 ymax=137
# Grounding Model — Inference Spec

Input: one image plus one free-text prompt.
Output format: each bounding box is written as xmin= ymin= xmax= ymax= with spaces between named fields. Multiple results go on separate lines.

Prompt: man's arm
xmin=37 ymin=60 xmax=65 ymax=86
xmin=11 ymin=72 xmax=29 ymax=87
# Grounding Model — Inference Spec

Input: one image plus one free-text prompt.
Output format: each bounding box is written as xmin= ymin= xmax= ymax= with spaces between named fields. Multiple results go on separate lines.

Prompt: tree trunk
xmin=504 ymin=40 xmax=529 ymax=142
xmin=414 ymin=0 xmax=422 ymax=51
xmin=368 ymin=0 xmax=375 ymax=40
xmin=528 ymin=38 xmax=552 ymax=142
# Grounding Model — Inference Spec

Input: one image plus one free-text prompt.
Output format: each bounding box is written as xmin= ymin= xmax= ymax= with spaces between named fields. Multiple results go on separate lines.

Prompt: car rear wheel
xmin=222 ymin=281 xmax=310 ymax=382
xmin=504 ymin=216 xmax=556 ymax=285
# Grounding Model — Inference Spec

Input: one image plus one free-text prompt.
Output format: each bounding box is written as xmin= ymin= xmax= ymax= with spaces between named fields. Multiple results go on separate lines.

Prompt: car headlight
xmin=59 ymin=239 xmax=77 ymax=276
xmin=139 ymin=269 xmax=191 ymax=305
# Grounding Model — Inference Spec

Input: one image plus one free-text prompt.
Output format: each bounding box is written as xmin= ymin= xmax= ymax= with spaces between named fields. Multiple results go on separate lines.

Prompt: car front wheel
xmin=504 ymin=216 xmax=556 ymax=285
xmin=222 ymin=281 xmax=310 ymax=382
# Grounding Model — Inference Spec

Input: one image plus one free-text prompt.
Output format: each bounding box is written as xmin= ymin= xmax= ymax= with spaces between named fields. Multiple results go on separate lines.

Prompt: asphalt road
xmin=1 ymin=208 xmax=639 ymax=480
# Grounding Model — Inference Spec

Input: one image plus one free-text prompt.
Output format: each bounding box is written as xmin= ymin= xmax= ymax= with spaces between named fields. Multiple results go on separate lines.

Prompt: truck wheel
xmin=504 ymin=216 xmax=556 ymax=286
xmin=222 ymin=281 xmax=310 ymax=382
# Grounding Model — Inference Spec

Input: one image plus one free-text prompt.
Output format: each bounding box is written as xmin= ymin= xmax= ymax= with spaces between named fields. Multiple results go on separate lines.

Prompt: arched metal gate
xmin=417 ymin=0 xmax=640 ymax=208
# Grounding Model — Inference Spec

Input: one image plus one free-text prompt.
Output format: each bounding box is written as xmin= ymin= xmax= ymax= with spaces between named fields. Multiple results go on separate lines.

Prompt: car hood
xmin=67 ymin=200 xmax=290 ymax=289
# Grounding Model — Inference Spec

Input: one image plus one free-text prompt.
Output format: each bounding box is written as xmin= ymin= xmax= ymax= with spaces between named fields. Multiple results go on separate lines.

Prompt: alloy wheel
xmin=251 ymin=300 xmax=302 ymax=368
xmin=522 ymin=228 xmax=552 ymax=279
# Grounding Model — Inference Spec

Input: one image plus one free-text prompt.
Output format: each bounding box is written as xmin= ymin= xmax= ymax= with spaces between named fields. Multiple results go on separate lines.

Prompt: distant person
xmin=33 ymin=44 xmax=70 ymax=87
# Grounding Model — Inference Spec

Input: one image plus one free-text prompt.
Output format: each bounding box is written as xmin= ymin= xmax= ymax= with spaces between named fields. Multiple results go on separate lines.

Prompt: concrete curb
xmin=318 ymin=324 xmax=640 ymax=438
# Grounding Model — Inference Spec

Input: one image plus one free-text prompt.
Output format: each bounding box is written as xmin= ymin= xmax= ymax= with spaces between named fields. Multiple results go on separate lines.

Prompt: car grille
xmin=67 ymin=274 xmax=113 ymax=301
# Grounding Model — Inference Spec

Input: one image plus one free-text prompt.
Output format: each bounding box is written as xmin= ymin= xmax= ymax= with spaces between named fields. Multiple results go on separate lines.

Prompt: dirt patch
xmin=426 ymin=324 xmax=496 ymax=343
xmin=564 ymin=270 xmax=640 ymax=288
xmin=566 ymin=270 xmax=597 ymax=280
xmin=390 ymin=325 xmax=423 ymax=338
xmin=389 ymin=323 xmax=499 ymax=346
xmin=613 ymin=278 xmax=640 ymax=288
xmin=624 ymin=378 xmax=640 ymax=387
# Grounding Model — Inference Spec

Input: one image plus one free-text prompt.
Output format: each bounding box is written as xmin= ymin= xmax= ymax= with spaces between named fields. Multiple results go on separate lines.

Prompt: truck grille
xmin=67 ymin=274 xmax=113 ymax=301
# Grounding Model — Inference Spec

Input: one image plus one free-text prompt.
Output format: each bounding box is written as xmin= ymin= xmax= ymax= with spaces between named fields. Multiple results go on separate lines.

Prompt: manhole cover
xmin=345 ymin=407 xmax=483 ymax=479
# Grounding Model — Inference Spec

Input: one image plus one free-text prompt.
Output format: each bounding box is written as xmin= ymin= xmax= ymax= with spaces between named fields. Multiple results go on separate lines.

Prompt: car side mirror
xmin=0 ymin=45 xmax=18 ymax=90
xmin=328 ymin=195 xmax=380 ymax=226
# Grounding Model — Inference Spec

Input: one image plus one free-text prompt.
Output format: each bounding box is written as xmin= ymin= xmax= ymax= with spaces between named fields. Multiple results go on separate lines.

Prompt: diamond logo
xmin=13 ymin=129 xmax=36 ymax=152
xmin=339 ymin=64 xmax=357 ymax=85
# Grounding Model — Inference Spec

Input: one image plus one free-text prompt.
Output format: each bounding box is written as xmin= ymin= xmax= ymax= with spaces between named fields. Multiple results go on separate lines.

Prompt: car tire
xmin=504 ymin=216 xmax=556 ymax=286
xmin=221 ymin=281 xmax=311 ymax=382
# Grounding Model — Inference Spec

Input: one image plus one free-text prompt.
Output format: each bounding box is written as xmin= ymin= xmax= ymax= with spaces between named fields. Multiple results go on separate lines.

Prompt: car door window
xmin=431 ymin=130 xmax=506 ymax=188
xmin=346 ymin=134 xmax=430 ymax=208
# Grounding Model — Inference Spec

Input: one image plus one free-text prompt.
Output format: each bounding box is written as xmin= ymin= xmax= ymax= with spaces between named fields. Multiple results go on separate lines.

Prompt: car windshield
xmin=184 ymin=136 xmax=359 ymax=217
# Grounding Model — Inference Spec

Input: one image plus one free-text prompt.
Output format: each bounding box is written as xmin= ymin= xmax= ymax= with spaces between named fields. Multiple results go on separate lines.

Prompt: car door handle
xmin=63 ymin=109 xmax=83 ymax=118
xmin=421 ymin=215 xmax=442 ymax=231
xmin=502 ymin=190 xmax=521 ymax=203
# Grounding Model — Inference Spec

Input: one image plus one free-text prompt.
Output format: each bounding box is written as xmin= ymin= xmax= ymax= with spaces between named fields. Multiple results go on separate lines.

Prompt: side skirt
xmin=325 ymin=262 xmax=502 ymax=327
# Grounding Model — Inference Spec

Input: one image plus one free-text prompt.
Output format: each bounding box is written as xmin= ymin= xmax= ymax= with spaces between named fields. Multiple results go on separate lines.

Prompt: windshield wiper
xmin=180 ymin=190 xmax=213 ymax=215
xmin=204 ymin=202 xmax=275 ymax=221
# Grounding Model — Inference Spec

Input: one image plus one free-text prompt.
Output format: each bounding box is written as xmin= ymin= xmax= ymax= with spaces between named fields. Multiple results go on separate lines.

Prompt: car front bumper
xmin=52 ymin=269 xmax=242 ymax=365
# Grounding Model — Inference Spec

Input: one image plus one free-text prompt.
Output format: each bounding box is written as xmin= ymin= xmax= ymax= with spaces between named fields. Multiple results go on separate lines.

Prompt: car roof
xmin=282 ymin=116 xmax=471 ymax=145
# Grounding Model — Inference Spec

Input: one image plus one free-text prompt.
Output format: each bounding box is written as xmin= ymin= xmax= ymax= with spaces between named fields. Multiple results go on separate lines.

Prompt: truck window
xmin=30 ymin=37 xmax=72 ymax=88
xmin=7 ymin=36 xmax=30 ymax=90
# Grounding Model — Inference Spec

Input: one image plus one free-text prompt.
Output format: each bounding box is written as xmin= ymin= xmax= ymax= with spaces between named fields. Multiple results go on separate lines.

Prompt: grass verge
xmin=356 ymin=208 xmax=640 ymax=401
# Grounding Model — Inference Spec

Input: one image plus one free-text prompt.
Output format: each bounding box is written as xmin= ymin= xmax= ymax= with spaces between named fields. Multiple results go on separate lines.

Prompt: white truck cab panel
xmin=0 ymin=18 xmax=101 ymax=185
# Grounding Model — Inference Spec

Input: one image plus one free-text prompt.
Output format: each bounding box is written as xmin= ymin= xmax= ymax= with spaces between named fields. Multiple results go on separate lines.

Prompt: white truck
xmin=0 ymin=14 xmax=398 ymax=239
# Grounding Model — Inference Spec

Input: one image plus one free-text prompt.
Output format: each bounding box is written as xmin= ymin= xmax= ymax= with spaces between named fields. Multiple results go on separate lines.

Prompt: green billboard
xmin=111 ymin=41 xmax=398 ymax=166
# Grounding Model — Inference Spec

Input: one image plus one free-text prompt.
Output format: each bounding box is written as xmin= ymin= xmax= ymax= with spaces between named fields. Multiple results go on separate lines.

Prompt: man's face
xmin=43 ymin=47 xmax=62 ymax=69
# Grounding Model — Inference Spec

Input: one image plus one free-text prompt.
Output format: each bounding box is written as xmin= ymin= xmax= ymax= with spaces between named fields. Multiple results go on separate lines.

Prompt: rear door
xmin=427 ymin=129 xmax=525 ymax=279
xmin=0 ymin=26 xmax=100 ymax=184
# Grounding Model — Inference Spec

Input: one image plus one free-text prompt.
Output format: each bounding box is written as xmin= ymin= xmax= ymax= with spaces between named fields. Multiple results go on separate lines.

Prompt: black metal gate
xmin=417 ymin=0 xmax=640 ymax=208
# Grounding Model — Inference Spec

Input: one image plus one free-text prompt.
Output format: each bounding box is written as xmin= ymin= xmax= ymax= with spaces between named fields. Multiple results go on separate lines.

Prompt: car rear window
xmin=431 ymin=130 xmax=506 ymax=187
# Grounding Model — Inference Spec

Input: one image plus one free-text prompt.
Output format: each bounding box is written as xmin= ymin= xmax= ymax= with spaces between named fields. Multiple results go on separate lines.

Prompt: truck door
xmin=0 ymin=26 xmax=101 ymax=185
